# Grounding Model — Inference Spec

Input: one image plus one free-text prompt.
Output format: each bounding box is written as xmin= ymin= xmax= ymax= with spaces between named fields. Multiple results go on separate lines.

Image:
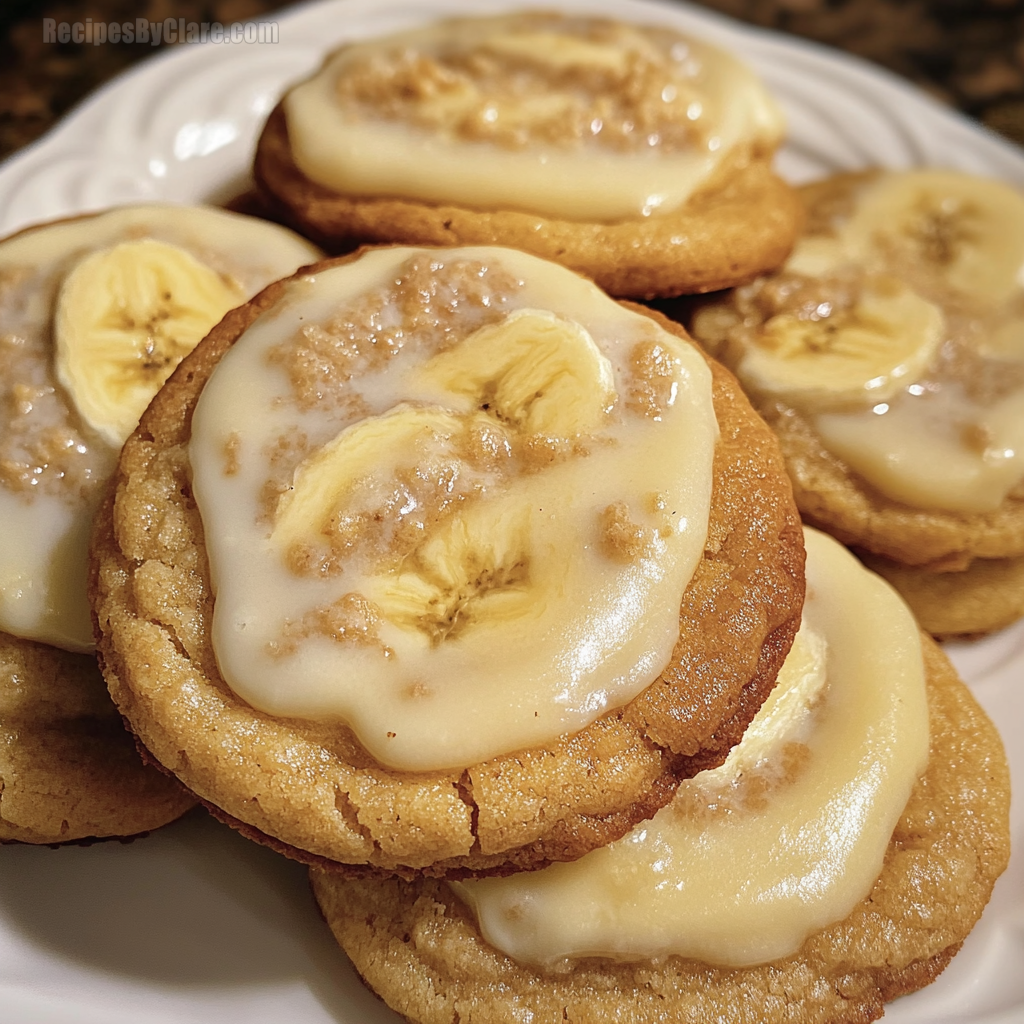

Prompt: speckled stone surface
xmin=3 ymin=0 xmax=1024 ymax=163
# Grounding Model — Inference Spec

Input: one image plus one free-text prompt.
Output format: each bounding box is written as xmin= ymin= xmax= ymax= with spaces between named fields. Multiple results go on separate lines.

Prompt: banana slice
xmin=370 ymin=492 xmax=538 ymax=643
xmin=273 ymin=404 xmax=471 ymax=560
xmin=842 ymin=170 xmax=1024 ymax=306
xmin=483 ymin=32 xmax=623 ymax=71
xmin=55 ymin=238 xmax=245 ymax=446
xmin=274 ymin=401 xmax=537 ymax=642
xmin=737 ymin=276 xmax=944 ymax=410
xmin=274 ymin=310 xmax=615 ymax=633
xmin=412 ymin=308 xmax=616 ymax=435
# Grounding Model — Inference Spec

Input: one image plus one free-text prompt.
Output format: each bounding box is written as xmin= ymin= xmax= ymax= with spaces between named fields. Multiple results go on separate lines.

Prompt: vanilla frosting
xmin=188 ymin=246 xmax=717 ymax=771
xmin=283 ymin=12 xmax=783 ymax=221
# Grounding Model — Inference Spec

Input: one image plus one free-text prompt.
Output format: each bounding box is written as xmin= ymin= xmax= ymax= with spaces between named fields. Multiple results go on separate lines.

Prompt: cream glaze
xmin=188 ymin=247 xmax=717 ymax=772
xmin=454 ymin=528 xmax=929 ymax=969
xmin=814 ymin=383 xmax=1024 ymax=514
xmin=283 ymin=13 xmax=783 ymax=222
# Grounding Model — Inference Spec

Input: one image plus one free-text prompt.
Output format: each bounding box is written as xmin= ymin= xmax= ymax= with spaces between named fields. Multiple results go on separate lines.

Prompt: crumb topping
xmin=268 ymin=591 xmax=390 ymax=659
xmin=268 ymin=256 xmax=523 ymax=411
xmin=626 ymin=336 xmax=682 ymax=418
xmin=598 ymin=500 xmax=650 ymax=563
xmin=222 ymin=431 xmax=241 ymax=476
xmin=704 ymin=265 xmax=1024 ymax=406
xmin=333 ymin=15 xmax=707 ymax=155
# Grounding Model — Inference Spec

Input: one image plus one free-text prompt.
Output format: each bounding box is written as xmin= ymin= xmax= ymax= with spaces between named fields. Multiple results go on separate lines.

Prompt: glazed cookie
xmin=0 ymin=205 xmax=322 ymax=842
xmin=91 ymin=245 xmax=804 ymax=877
xmin=254 ymin=11 xmax=801 ymax=299
xmin=690 ymin=169 xmax=1024 ymax=637
xmin=311 ymin=529 xmax=1010 ymax=1024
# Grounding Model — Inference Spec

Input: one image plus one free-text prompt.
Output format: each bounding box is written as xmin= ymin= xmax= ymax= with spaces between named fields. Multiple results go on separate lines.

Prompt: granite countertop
xmin=2 ymin=0 xmax=1024 ymax=162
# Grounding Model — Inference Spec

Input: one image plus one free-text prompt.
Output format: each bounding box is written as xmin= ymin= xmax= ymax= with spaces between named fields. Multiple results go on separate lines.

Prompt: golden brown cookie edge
xmin=858 ymin=549 xmax=1024 ymax=640
xmin=0 ymin=629 xmax=196 ymax=844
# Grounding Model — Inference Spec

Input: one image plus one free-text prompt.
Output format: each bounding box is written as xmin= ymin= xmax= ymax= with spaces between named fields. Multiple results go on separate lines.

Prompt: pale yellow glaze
xmin=189 ymin=246 xmax=717 ymax=771
xmin=454 ymin=528 xmax=929 ymax=968
xmin=814 ymin=384 xmax=1024 ymax=514
xmin=284 ymin=13 xmax=783 ymax=221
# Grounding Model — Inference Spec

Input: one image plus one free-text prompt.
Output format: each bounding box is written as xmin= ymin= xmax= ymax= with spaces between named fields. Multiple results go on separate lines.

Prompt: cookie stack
xmin=77 ymin=9 xmax=1011 ymax=1024
xmin=1 ymin=6 xmax=1012 ymax=1022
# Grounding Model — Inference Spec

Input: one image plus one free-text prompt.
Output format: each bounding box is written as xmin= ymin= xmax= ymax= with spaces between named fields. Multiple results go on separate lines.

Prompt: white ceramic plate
xmin=1 ymin=1 xmax=1022 ymax=1021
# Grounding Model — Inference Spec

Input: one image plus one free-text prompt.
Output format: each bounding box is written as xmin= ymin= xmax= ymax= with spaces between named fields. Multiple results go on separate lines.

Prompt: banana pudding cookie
xmin=311 ymin=529 xmax=1010 ymax=1024
xmin=91 ymin=245 xmax=804 ymax=877
xmin=691 ymin=170 xmax=1024 ymax=638
xmin=254 ymin=10 xmax=801 ymax=299
xmin=0 ymin=205 xmax=321 ymax=842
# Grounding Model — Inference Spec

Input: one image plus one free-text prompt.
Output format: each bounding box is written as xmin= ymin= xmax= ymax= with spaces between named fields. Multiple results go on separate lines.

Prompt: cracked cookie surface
xmin=90 ymin=255 xmax=804 ymax=877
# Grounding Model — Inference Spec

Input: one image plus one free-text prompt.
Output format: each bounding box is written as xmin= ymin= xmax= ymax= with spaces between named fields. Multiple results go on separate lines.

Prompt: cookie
xmin=310 ymin=532 xmax=1010 ymax=1024
xmin=254 ymin=11 xmax=801 ymax=299
xmin=859 ymin=549 xmax=1024 ymax=640
xmin=0 ymin=630 xmax=193 ymax=843
xmin=0 ymin=205 xmax=322 ymax=840
xmin=690 ymin=169 xmax=1024 ymax=637
xmin=91 ymin=245 xmax=804 ymax=877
